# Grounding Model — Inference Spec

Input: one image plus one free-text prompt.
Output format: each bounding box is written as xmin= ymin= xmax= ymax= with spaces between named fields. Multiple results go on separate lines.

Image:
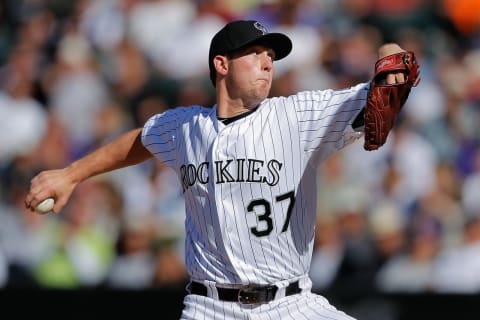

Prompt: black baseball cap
xmin=208 ymin=20 xmax=293 ymax=86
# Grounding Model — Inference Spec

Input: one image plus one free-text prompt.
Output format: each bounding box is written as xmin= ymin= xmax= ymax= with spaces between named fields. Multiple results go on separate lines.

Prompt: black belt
xmin=189 ymin=280 xmax=301 ymax=304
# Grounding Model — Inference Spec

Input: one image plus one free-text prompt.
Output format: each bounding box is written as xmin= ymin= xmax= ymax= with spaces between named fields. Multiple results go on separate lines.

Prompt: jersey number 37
xmin=247 ymin=190 xmax=295 ymax=237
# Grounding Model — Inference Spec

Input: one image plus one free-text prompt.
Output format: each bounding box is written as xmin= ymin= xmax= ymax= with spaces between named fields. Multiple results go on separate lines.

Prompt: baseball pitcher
xmin=25 ymin=20 xmax=419 ymax=319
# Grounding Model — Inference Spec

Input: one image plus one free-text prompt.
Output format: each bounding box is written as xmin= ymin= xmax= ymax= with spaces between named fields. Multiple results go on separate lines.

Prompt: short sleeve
xmin=141 ymin=109 xmax=179 ymax=167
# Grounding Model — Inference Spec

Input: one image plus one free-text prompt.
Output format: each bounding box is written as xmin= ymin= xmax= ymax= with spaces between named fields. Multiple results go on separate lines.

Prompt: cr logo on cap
xmin=254 ymin=22 xmax=267 ymax=35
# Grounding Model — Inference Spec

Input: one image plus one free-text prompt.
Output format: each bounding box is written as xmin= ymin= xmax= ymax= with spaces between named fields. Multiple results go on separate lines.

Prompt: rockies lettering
xmin=180 ymin=158 xmax=283 ymax=191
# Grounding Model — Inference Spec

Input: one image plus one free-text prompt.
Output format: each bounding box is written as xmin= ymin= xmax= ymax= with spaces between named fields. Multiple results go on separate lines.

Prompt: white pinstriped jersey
xmin=141 ymin=83 xmax=368 ymax=286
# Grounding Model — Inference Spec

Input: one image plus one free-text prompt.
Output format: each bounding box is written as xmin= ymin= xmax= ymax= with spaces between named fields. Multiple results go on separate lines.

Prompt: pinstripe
xmin=297 ymin=98 xmax=366 ymax=112
xmin=222 ymin=122 xmax=249 ymax=282
xmin=231 ymin=121 xmax=257 ymax=278
xmin=192 ymin=294 xmax=198 ymax=320
xmin=182 ymin=111 xmax=200 ymax=279
xmin=288 ymin=97 xmax=309 ymax=269
xmin=205 ymin=114 xmax=222 ymax=283
xmin=211 ymin=296 xmax=215 ymax=320
xmin=247 ymin=115 xmax=275 ymax=280
xmin=264 ymin=105 xmax=288 ymax=278
xmin=266 ymin=306 xmax=275 ymax=320
xmin=230 ymin=300 xmax=238 ymax=320
xmin=295 ymin=299 xmax=311 ymax=320
xmin=238 ymin=119 xmax=261 ymax=280
xmin=259 ymin=109 xmax=282 ymax=274
xmin=225 ymin=136 xmax=250 ymax=280
xmin=287 ymin=294 xmax=307 ymax=320
xmin=245 ymin=112 xmax=267 ymax=282
xmin=275 ymin=99 xmax=305 ymax=273
xmin=304 ymin=296 xmax=333 ymax=320
xmin=187 ymin=112 xmax=205 ymax=279
xmin=275 ymin=304 xmax=284 ymax=320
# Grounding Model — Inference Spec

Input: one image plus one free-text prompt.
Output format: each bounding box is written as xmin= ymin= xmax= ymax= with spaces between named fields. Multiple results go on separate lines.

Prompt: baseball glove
xmin=363 ymin=51 xmax=420 ymax=151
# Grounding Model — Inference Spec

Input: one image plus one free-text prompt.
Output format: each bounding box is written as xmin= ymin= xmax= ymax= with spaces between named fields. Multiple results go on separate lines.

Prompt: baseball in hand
xmin=35 ymin=198 xmax=55 ymax=214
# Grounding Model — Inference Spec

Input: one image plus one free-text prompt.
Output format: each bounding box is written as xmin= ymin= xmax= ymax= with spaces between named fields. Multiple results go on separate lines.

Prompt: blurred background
xmin=0 ymin=0 xmax=479 ymax=319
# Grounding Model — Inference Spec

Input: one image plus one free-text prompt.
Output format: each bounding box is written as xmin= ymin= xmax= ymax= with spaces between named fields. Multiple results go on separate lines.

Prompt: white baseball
xmin=35 ymin=198 xmax=55 ymax=214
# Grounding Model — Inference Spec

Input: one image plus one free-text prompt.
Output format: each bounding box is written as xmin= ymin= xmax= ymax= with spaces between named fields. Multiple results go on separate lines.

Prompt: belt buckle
xmin=238 ymin=285 xmax=262 ymax=304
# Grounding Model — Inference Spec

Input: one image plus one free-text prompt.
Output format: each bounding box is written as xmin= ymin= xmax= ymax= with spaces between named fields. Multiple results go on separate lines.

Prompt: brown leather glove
xmin=363 ymin=51 xmax=420 ymax=151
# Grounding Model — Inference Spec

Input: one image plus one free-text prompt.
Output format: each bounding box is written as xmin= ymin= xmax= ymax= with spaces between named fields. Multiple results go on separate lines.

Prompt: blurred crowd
xmin=0 ymin=0 xmax=479 ymax=297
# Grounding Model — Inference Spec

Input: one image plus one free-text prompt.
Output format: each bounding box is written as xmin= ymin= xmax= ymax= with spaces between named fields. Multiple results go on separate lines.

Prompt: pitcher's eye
xmin=253 ymin=47 xmax=275 ymax=61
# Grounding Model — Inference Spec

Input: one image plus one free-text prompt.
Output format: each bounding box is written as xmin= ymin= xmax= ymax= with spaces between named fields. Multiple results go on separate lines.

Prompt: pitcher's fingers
xmin=386 ymin=74 xmax=396 ymax=84
xmin=25 ymin=190 xmax=53 ymax=212
xmin=25 ymin=195 xmax=41 ymax=211
xmin=25 ymin=191 xmax=37 ymax=210
xmin=52 ymin=197 xmax=66 ymax=214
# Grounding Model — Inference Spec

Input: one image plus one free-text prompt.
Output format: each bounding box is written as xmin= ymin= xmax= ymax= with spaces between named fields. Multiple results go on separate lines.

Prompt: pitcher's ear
xmin=213 ymin=55 xmax=229 ymax=77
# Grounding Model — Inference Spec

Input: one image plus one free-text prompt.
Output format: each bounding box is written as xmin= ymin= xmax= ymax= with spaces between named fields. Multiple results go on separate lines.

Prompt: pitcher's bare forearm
xmin=66 ymin=128 xmax=152 ymax=184
xmin=25 ymin=128 xmax=152 ymax=212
